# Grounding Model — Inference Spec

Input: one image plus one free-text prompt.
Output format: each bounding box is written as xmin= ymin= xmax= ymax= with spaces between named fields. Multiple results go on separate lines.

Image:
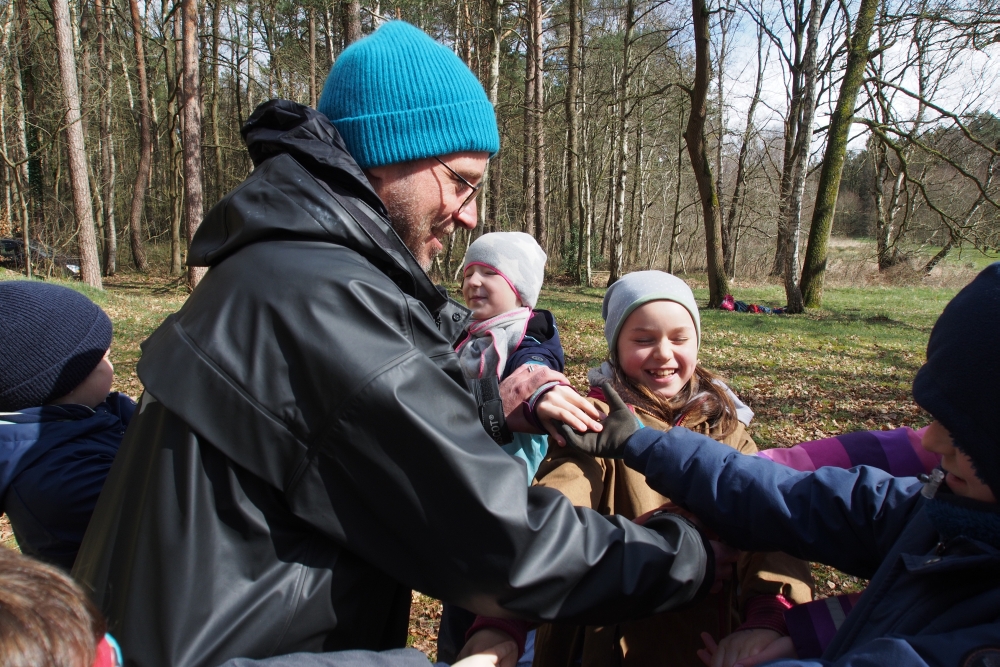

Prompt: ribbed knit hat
xmin=912 ymin=262 xmax=1000 ymax=499
xmin=462 ymin=232 xmax=547 ymax=309
xmin=318 ymin=21 xmax=500 ymax=169
xmin=602 ymin=271 xmax=701 ymax=353
xmin=0 ymin=281 xmax=113 ymax=411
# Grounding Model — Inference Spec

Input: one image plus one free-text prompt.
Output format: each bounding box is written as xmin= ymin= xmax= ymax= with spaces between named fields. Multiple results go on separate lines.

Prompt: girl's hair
xmin=609 ymin=358 xmax=740 ymax=438
xmin=0 ymin=547 xmax=106 ymax=667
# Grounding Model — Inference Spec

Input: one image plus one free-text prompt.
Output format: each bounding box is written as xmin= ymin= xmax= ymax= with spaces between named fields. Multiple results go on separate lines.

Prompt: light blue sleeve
xmin=502 ymin=432 xmax=549 ymax=485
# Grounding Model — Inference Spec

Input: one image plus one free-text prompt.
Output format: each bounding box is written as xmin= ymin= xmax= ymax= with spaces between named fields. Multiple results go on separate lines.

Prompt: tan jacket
xmin=532 ymin=401 xmax=814 ymax=667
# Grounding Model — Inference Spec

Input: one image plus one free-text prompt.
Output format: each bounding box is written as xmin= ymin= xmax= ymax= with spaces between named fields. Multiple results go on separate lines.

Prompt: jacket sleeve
xmin=757 ymin=427 xmax=939 ymax=477
xmin=722 ymin=428 xmax=815 ymax=619
xmin=622 ymin=427 xmax=924 ymax=578
xmin=292 ymin=349 xmax=708 ymax=625
xmin=757 ymin=622 xmax=1000 ymax=667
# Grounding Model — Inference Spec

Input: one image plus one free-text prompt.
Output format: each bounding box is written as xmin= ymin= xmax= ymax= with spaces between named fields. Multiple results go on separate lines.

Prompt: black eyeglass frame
xmin=434 ymin=156 xmax=483 ymax=213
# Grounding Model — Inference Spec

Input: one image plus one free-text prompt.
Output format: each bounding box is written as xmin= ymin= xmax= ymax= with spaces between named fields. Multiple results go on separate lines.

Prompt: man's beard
xmin=381 ymin=176 xmax=438 ymax=271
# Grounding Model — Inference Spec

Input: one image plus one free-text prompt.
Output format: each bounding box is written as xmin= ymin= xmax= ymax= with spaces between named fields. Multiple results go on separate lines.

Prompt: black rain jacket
xmin=73 ymin=100 xmax=710 ymax=667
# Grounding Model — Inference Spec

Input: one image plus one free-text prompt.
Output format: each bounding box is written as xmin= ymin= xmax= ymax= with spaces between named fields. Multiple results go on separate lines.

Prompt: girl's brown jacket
xmin=531 ymin=399 xmax=814 ymax=667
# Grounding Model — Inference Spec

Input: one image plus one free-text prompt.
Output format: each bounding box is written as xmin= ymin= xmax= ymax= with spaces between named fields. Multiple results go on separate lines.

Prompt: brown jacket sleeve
xmin=721 ymin=427 xmax=815 ymax=608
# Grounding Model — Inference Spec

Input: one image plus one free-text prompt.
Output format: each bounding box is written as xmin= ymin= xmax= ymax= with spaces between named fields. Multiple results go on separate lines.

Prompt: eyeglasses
xmin=434 ymin=156 xmax=483 ymax=213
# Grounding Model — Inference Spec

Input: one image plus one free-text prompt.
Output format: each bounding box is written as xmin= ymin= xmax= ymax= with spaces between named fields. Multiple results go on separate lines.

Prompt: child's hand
xmin=535 ymin=385 xmax=604 ymax=446
xmin=697 ymin=630 xmax=794 ymax=667
xmin=456 ymin=629 xmax=518 ymax=667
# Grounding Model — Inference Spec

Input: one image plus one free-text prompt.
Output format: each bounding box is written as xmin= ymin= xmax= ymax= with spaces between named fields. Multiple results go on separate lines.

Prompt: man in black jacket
xmin=73 ymin=21 xmax=729 ymax=667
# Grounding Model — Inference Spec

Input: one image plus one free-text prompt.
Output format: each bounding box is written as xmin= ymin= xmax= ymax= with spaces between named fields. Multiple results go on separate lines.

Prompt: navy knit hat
xmin=912 ymin=262 xmax=1000 ymax=498
xmin=0 ymin=281 xmax=113 ymax=411
xmin=318 ymin=21 xmax=499 ymax=169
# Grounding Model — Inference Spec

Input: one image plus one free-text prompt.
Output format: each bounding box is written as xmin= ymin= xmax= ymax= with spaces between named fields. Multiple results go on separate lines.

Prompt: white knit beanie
xmin=602 ymin=270 xmax=701 ymax=351
xmin=462 ymin=232 xmax=547 ymax=308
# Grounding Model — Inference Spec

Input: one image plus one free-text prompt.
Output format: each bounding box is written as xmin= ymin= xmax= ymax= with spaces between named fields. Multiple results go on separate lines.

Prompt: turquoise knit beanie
xmin=318 ymin=21 xmax=500 ymax=169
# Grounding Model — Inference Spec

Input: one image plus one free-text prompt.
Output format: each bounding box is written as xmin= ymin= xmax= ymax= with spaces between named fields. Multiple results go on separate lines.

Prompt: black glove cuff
xmin=472 ymin=376 xmax=513 ymax=445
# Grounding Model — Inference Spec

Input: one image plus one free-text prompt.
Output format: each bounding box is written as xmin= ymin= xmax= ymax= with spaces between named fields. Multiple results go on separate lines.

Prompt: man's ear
xmin=362 ymin=166 xmax=387 ymax=192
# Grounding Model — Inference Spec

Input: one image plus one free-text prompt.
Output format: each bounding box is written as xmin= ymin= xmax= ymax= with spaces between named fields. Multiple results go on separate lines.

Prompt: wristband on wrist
xmin=737 ymin=594 xmax=792 ymax=635
xmin=522 ymin=380 xmax=569 ymax=429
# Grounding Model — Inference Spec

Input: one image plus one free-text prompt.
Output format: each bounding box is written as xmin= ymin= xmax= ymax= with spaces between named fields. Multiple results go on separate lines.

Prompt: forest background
xmin=0 ymin=0 xmax=999 ymax=303
xmin=1 ymin=0 xmax=1000 ymax=650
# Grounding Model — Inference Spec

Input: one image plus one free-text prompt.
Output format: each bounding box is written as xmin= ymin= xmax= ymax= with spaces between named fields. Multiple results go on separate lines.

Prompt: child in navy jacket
xmin=562 ymin=263 xmax=1000 ymax=667
xmin=0 ymin=281 xmax=134 ymax=570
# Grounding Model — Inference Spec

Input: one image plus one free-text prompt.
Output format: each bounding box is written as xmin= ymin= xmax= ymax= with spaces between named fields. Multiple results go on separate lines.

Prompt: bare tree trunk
xmin=685 ymin=0 xmax=727 ymax=306
xmin=10 ymin=27 xmax=32 ymax=277
xmin=127 ymin=0 xmax=150 ymax=270
xmin=485 ymin=0 xmax=502 ymax=231
xmin=182 ymin=0 xmax=205 ymax=288
xmin=16 ymin=0 xmax=43 ymax=234
xmin=309 ymin=8 xmax=318 ymax=107
xmin=522 ymin=18 xmax=536 ymax=236
xmin=96 ymin=0 xmax=117 ymax=275
xmin=168 ymin=8 xmax=183 ymax=275
xmin=52 ymin=0 xmax=102 ymax=288
xmin=779 ymin=0 xmax=822 ymax=313
xmin=724 ymin=24 xmax=765 ymax=278
xmin=342 ymin=0 xmax=361 ymax=45
xmin=211 ymin=0 xmax=223 ymax=201
xmin=566 ymin=0 xmax=581 ymax=282
xmin=323 ymin=4 xmax=336 ymax=69
xmin=800 ymin=0 xmax=879 ymax=307
xmin=668 ymin=107 xmax=685 ymax=275
xmin=531 ymin=0 xmax=546 ymax=251
xmin=609 ymin=0 xmax=634 ymax=285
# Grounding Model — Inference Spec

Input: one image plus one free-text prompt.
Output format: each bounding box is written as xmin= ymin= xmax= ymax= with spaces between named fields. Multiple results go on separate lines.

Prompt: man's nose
xmin=455 ymin=199 xmax=479 ymax=230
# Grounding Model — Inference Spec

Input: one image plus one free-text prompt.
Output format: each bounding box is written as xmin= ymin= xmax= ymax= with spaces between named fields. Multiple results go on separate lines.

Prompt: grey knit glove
xmin=557 ymin=383 xmax=642 ymax=458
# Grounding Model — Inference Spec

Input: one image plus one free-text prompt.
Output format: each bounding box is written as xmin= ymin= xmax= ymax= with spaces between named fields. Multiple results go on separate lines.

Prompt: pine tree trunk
xmin=309 ymin=8 xmax=318 ymax=107
xmin=182 ymin=0 xmax=205 ymax=288
xmin=799 ymin=0 xmax=879 ymax=307
xmin=522 ymin=15 xmax=536 ymax=236
xmin=342 ymin=0 xmax=361 ymax=45
xmin=16 ymin=0 xmax=44 ymax=233
xmin=126 ymin=0 xmax=151 ymax=271
xmin=531 ymin=0 xmax=546 ymax=251
xmin=52 ymin=0 xmax=102 ymax=288
xmin=566 ymin=0 xmax=582 ymax=282
xmin=96 ymin=0 xmax=117 ymax=275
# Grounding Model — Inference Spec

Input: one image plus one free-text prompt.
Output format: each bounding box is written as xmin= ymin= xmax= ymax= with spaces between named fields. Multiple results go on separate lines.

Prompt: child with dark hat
xmin=561 ymin=262 xmax=1000 ymax=666
xmin=0 ymin=281 xmax=134 ymax=570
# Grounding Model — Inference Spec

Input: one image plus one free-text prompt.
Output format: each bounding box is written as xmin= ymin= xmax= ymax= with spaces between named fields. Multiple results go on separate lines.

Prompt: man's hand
xmin=697 ymin=631 xmax=796 ymax=667
xmin=556 ymin=383 xmax=640 ymax=458
xmin=500 ymin=365 xmax=572 ymax=434
xmin=456 ymin=629 xmax=518 ymax=667
xmin=535 ymin=385 xmax=603 ymax=446
xmin=697 ymin=629 xmax=784 ymax=667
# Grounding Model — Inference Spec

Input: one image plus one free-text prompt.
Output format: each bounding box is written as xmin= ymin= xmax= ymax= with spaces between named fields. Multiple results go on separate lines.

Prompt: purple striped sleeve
xmin=784 ymin=594 xmax=862 ymax=658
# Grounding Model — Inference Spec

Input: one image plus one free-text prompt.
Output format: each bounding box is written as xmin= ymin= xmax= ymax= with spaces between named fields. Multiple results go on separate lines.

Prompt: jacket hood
xmin=188 ymin=100 xmax=388 ymax=268
xmin=242 ymin=100 xmax=386 ymax=214
xmin=187 ymin=100 xmax=461 ymax=324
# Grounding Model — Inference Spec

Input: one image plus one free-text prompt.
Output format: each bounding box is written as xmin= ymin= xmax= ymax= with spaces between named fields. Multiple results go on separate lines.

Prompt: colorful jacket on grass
xmin=760 ymin=426 xmax=943 ymax=658
xmin=0 ymin=392 xmax=134 ymax=569
xmin=624 ymin=427 xmax=1000 ymax=667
